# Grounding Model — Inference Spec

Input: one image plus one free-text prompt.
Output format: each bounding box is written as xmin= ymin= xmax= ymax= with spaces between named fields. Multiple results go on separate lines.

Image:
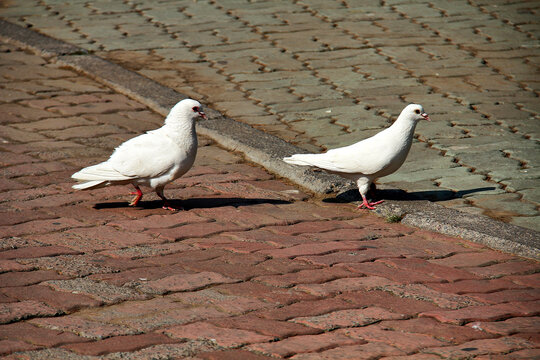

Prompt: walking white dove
xmin=283 ymin=104 xmax=430 ymax=209
xmin=71 ymin=98 xmax=206 ymax=211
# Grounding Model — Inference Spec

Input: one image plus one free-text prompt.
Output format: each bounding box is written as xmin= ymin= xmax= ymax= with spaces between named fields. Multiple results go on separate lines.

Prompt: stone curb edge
xmin=2 ymin=19 xmax=538 ymax=260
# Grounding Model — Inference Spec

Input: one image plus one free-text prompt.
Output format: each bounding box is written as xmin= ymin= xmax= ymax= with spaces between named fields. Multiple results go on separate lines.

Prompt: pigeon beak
xmin=199 ymin=111 xmax=207 ymax=120
xmin=421 ymin=112 xmax=430 ymax=121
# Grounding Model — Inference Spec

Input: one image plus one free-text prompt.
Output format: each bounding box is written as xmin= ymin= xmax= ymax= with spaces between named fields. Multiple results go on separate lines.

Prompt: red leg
xmin=357 ymin=195 xmax=384 ymax=210
xmin=129 ymin=185 xmax=143 ymax=206
xmin=156 ymin=187 xmax=182 ymax=211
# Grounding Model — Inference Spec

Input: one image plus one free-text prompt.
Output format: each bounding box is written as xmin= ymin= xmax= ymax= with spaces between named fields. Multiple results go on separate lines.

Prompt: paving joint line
xmin=1 ymin=18 xmax=538 ymax=260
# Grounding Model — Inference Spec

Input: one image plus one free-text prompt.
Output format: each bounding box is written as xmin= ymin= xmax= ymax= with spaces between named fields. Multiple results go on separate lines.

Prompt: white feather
xmin=72 ymin=98 xmax=205 ymax=205
xmin=284 ymin=104 xmax=429 ymax=205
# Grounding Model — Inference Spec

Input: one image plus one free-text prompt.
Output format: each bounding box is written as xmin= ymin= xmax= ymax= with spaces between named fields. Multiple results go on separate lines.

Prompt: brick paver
xmin=0 ymin=39 xmax=538 ymax=359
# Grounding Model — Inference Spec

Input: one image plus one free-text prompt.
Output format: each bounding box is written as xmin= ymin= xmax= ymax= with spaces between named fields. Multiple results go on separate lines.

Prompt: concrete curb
xmin=2 ymin=19 xmax=538 ymax=260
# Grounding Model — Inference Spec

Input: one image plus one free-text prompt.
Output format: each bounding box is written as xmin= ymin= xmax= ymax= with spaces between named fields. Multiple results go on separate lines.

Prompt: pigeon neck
xmin=392 ymin=115 xmax=418 ymax=141
xmin=164 ymin=116 xmax=197 ymax=139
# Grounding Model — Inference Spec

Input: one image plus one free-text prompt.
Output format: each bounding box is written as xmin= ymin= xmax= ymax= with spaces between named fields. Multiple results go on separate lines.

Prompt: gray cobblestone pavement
xmin=1 ymin=0 xmax=538 ymax=231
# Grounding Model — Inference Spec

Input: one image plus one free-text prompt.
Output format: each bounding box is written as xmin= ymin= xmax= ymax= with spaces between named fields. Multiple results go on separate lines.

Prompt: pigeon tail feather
xmin=71 ymin=162 xmax=135 ymax=182
xmin=283 ymin=154 xmax=322 ymax=167
xmin=72 ymin=180 xmax=105 ymax=190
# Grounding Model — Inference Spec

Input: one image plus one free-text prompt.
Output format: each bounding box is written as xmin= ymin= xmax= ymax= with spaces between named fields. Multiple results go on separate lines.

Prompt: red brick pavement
xmin=0 ymin=41 xmax=539 ymax=359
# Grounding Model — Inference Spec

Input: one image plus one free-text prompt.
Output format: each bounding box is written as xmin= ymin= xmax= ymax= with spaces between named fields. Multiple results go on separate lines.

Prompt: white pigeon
xmin=284 ymin=104 xmax=430 ymax=210
xmin=71 ymin=98 xmax=206 ymax=211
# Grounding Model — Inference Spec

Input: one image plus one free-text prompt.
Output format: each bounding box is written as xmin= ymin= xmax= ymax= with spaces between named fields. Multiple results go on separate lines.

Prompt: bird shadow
xmin=325 ymin=187 xmax=496 ymax=204
xmin=93 ymin=197 xmax=290 ymax=210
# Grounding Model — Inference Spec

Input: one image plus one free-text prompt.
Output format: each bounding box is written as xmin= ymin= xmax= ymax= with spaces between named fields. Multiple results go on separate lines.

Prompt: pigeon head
xmin=166 ymin=99 xmax=207 ymax=124
xmin=402 ymin=104 xmax=430 ymax=122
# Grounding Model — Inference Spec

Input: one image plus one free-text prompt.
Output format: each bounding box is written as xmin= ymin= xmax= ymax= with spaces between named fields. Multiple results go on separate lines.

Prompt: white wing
xmin=72 ymin=130 xmax=182 ymax=182
xmin=284 ymin=129 xmax=403 ymax=175
xmin=107 ymin=130 xmax=182 ymax=179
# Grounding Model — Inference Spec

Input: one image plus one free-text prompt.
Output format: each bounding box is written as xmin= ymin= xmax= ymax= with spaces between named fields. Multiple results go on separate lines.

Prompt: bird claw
xmin=162 ymin=206 xmax=180 ymax=212
xmin=161 ymin=200 xmax=182 ymax=212
xmin=357 ymin=199 xmax=384 ymax=210
xmin=129 ymin=196 xmax=142 ymax=207
xmin=129 ymin=186 xmax=143 ymax=207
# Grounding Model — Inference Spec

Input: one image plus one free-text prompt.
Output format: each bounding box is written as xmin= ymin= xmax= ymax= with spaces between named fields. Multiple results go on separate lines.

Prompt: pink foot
xmin=129 ymin=186 xmax=143 ymax=206
xmin=357 ymin=197 xmax=384 ymax=210
xmin=162 ymin=201 xmax=182 ymax=212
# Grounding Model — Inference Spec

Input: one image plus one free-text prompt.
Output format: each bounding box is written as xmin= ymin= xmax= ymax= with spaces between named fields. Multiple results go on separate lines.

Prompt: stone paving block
xmin=290 ymin=307 xmax=406 ymax=330
xmin=0 ymin=88 xmax=35 ymax=102
xmin=0 ymin=260 xmax=33 ymax=273
xmin=253 ymin=266 xmax=356 ymax=288
xmin=0 ymin=322 xmax=90 ymax=348
xmin=1 ymin=284 xmax=101 ymax=312
xmin=74 ymin=297 xmax=226 ymax=333
xmin=0 ymin=237 xmax=43 ymax=251
xmin=108 ymin=211 xmax=209 ymax=232
xmin=336 ymin=325 xmax=448 ymax=355
xmin=0 ymin=300 xmax=60 ymax=324
xmin=474 ymin=348 xmax=540 ymax=360
xmin=419 ymin=301 xmax=540 ymax=325
xmin=13 ymin=116 xmax=95 ymax=131
xmin=137 ymin=271 xmax=238 ymax=295
xmin=246 ymin=331 xmax=362 ymax=358
xmin=193 ymin=238 xmax=277 ymax=254
xmin=88 ymin=264 xmax=190 ymax=287
xmin=468 ymin=289 xmax=540 ymax=305
xmin=62 ymin=333 xmax=178 ymax=356
xmin=336 ymin=290 xmax=439 ymax=317
xmin=96 ymin=242 xmax=192 ymax=261
xmin=425 ymin=278 xmax=528 ymax=295
xmin=0 ymin=103 xmax=58 ymax=121
xmin=465 ymin=260 xmax=539 ymax=278
xmin=163 ymin=322 xmax=273 ymax=348
xmin=0 ymin=339 xmax=41 ymax=356
xmin=471 ymin=193 xmax=539 ymax=218
xmin=265 ymin=220 xmax=353 ymax=236
xmin=467 ymin=316 xmax=540 ymax=336
xmin=37 ymin=78 xmax=106 ymax=93
xmin=0 ymin=269 xmax=69 ymax=288
xmin=294 ymin=276 xmax=399 ymax=297
xmin=379 ymin=283 xmax=484 ymax=310
xmin=380 ymin=317 xmax=494 ymax=344
xmin=2 ymin=161 xmax=74 ymax=178
xmin=338 ymin=261 xmax=441 ymax=284
xmin=214 ymin=281 xmax=318 ymax=307
xmin=422 ymin=336 xmax=535 ymax=358
xmin=170 ymin=288 xmax=272 ymax=315
xmin=149 ymin=221 xmax=245 ymax=241
xmin=0 ymin=244 xmax=81 ymax=260
xmin=107 ymin=340 xmax=223 ymax=360
xmin=34 ymin=226 xmax=163 ymax=252
xmin=20 ymin=253 xmax=146 ymax=277
xmin=429 ymin=251 xmax=517 ymax=268
xmin=9 ymin=191 xmax=97 ymax=211
xmin=44 ymin=278 xmax=148 ymax=305
xmin=191 ymin=205 xmax=287 ymax=228
xmin=0 ymin=125 xmax=49 ymax=142
xmin=257 ymin=240 xmax=366 ymax=259
xmin=506 ymin=273 xmax=540 ymax=288
xmin=296 ymin=247 xmax=407 ymax=267
xmin=41 ymin=124 xmax=125 ymax=141
xmin=295 ymin=342 xmax=407 ymax=359
xmin=378 ymin=257 xmax=482 ymax=282
xmin=180 ymin=253 xmax=274 ymax=281
xmin=212 ymin=313 xmax=320 ymax=339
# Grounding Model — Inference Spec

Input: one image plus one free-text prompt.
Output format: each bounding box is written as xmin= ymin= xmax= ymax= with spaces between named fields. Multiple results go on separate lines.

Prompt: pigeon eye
xmin=192 ymin=106 xmax=200 ymax=112
xmin=414 ymin=109 xmax=420 ymax=114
